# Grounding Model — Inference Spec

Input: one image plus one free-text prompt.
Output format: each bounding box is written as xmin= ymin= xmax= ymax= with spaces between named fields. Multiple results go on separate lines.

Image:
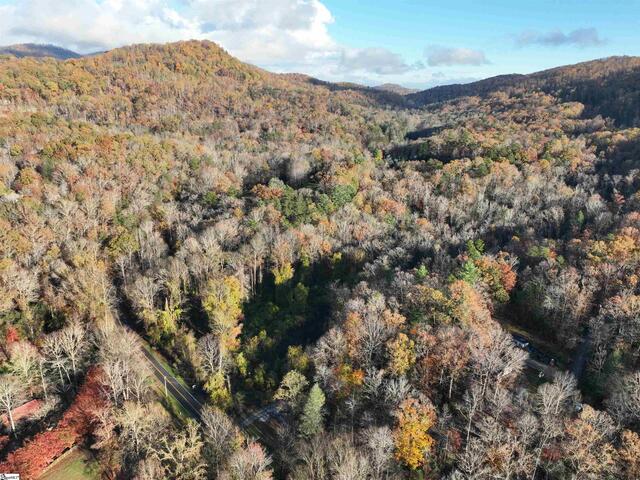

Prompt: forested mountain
xmin=1 ymin=40 xmax=640 ymax=479
xmin=373 ymin=84 xmax=420 ymax=95
xmin=408 ymin=56 xmax=640 ymax=126
xmin=0 ymin=43 xmax=81 ymax=60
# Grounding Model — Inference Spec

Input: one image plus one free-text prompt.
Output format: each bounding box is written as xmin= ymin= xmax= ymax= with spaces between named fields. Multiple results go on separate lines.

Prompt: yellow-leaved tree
xmin=202 ymin=275 xmax=244 ymax=407
xmin=393 ymin=397 xmax=436 ymax=470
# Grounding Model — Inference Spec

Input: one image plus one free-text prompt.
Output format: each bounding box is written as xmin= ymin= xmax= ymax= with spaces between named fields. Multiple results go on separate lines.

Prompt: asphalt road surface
xmin=139 ymin=346 xmax=204 ymax=420
xmin=133 ymin=331 xmax=278 ymax=447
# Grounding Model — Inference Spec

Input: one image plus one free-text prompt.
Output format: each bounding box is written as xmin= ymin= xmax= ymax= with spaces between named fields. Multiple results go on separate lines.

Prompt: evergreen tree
xmin=298 ymin=383 xmax=325 ymax=437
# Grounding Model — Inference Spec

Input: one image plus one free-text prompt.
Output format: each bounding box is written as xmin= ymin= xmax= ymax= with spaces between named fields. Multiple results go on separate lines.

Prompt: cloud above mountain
xmin=425 ymin=46 xmax=489 ymax=66
xmin=0 ymin=0 xmax=335 ymax=62
xmin=515 ymin=28 xmax=606 ymax=48
xmin=0 ymin=0 xmax=428 ymax=81
xmin=338 ymin=48 xmax=424 ymax=75
xmin=0 ymin=0 xmax=514 ymax=88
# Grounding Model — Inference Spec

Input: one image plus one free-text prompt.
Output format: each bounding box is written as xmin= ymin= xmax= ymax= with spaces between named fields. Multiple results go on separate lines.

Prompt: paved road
xmin=131 ymin=330 xmax=278 ymax=447
xmin=525 ymin=356 xmax=556 ymax=379
xmin=139 ymin=346 xmax=204 ymax=420
xmin=114 ymin=290 xmax=279 ymax=447
xmin=240 ymin=402 xmax=283 ymax=428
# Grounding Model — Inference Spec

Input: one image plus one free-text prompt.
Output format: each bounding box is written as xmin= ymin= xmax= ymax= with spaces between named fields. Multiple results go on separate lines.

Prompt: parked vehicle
xmin=511 ymin=333 xmax=530 ymax=349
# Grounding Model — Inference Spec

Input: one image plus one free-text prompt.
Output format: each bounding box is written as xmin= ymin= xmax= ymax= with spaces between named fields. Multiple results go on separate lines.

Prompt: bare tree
xmin=0 ymin=375 xmax=24 ymax=432
xmin=130 ymin=274 xmax=160 ymax=314
xmin=530 ymin=383 xmax=567 ymax=480
xmin=155 ymin=420 xmax=207 ymax=480
xmin=364 ymin=426 xmax=394 ymax=479
xmin=291 ymin=435 xmax=328 ymax=480
xmin=454 ymin=439 xmax=490 ymax=480
xmin=197 ymin=333 xmax=222 ymax=379
xmin=470 ymin=327 xmax=527 ymax=398
xmin=134 ymin=456 xmax=166 ymax=480
xmin=329 ymin=435 xmax=370 ymax=480
xmin=43 ymin=331 xmax=72 ymax=386
xmin=201 ymin=405 xmax=241 ymax=475
xmin=118 ymin=402 xmax=168 ymax=458
xmin=537 ymin=371 xmax=579 ymax=416
xmin=221 ymin=441 xmax=273 ymax=480
xmin=247 ymin=233 xmax=267 ymax=294
xmin=58 ymin=320 xmax=88 ymax=376
xmin=136 ymin=220 xmax=168 ymax=269
xmin=460 ymin=382 xmax=483 ymax=448
xmin=607 ymin=371 xmax=640 ymax=426
xmin=37 ymin=353 xmax=49 ymax=401
xmin=97 ymin=323 xmax=149 ymax=405
xmin=8 ymin=341 xmax=38 ymax=384
xmin=542 ymin=268 xmax=591 ymax=346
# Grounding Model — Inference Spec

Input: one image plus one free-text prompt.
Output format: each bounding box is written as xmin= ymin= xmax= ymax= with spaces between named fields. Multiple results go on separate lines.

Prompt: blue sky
xmin=323 ymin=0 xmax=640 ymax=84
xmin=1 ymin=0 xmax=639 ymax=88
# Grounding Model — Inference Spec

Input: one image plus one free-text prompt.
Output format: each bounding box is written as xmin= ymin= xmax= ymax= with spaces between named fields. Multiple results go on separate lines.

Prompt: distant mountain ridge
xmin=408 ymin=56 xmax=640 ymax=127
xmin=373 ymin=83 xmax=419 ymax=95
xmin=2 ymin=41 xmax=640 ymax=126
xmin=0 ymin=43 xmax=81 ymax=59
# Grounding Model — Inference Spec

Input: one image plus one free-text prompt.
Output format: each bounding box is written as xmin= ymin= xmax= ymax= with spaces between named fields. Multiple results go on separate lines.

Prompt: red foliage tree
xmin=0 ymin=368 xmax=107 ymax=479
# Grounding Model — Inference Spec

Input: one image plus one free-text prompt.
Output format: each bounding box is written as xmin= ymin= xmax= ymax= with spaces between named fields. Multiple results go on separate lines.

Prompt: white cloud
xmin=337 ymin=47 xmax=423 ymax=75
xmin=194 ymin=0 xmax=337 ymax=65
xmin=0 ymin=0 xmax=340 ymax=65
xmin=515 ymin=28 xmax=605 ymax=48
xmin=1 ymin=0 xmax=204 ymax=52
xmin=0 ymin=0 xmax=483 ymax=87
xmin=425 ymin=45 xmax=489 ymax=66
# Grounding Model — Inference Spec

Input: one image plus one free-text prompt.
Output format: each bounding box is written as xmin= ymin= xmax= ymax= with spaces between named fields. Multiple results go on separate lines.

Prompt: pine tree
xmin=298 ymin=383 xmax=325 ymax=437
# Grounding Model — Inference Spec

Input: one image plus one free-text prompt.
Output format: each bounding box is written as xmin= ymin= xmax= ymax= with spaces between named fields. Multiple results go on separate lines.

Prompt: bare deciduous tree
xmin=607 ymin=371 xmax=640 ymax=426
xmin=201 ymin=405 xmax=241 ymax=475
xmin=155 ymin=420 xmax=207 ymax=480
xmin=221 ymin=440 xmax=273 ymax=480
xmin=9 ymin=340 xmax=38 ymax=384
xmin=0 ymin=375 xmax=24 ymax=432
xmin=197 ymin=333 xmax=222 ymax=379
xmin=364 ymin=426 xmax=394 ymax=479
xmin=58 ymin=320 xmax=88 ymax=376
xmin=537 ymin=371 xmax=579 ymax=416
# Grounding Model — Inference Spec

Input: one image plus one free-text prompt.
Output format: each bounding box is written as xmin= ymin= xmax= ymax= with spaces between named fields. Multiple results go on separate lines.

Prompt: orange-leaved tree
xmin=393 ymin=397 xmax=436 ymax=470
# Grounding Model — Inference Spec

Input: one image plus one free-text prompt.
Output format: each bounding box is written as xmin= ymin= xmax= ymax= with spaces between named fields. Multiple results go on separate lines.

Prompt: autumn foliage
xmin=0 ymin=368 xmax=107 ymax=479
xmin=393 ymin=397 xmax=436 ymax=470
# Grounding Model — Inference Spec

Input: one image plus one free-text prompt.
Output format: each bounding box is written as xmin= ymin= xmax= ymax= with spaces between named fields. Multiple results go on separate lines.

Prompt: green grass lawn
xmin=39 ymin=447 xmax=100 ymax=480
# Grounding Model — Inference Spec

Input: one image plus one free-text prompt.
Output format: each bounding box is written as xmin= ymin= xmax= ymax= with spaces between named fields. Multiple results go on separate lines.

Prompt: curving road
xmin=132 ymin=331 xmax=279 ymax=447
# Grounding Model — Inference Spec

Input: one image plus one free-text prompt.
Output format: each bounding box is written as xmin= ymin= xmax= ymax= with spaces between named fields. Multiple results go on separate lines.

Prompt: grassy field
xmin=39 ymin=447 xmax=100 ymax=480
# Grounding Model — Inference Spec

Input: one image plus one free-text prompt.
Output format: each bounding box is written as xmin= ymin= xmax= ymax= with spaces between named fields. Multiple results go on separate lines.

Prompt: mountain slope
xmin=408 ymin=56 xmax=640 ymax=126
xmin=373 ymin=83 xmax=419 ymax=95
xmin=0 ymin=43 xmax=81 ymax=60
xmin=2 ymin=39 xmax=640 ymax=480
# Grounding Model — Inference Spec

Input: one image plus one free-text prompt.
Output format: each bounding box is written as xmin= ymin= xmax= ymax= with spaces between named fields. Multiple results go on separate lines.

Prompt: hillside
xmin=373 ymin=83 xmax=419 ymax=95
xmin=0 ymin=43 xmax=81 ymax=60
xmin=1 ymin=41 xmax=640 ymax=479
xmin=408 ymin=56 xmax=640 ymax=126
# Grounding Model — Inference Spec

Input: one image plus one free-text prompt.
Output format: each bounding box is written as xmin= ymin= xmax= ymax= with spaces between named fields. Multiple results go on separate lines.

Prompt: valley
xmin=1 ymin=39 xmax=640 ymax=479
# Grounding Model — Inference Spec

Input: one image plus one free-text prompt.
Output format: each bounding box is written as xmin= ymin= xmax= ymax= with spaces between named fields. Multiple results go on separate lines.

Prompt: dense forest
xmin=406 ymin=56 xmax=640 ymax=127
xmin=1 ymin=40 xmax=640 ymax=479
